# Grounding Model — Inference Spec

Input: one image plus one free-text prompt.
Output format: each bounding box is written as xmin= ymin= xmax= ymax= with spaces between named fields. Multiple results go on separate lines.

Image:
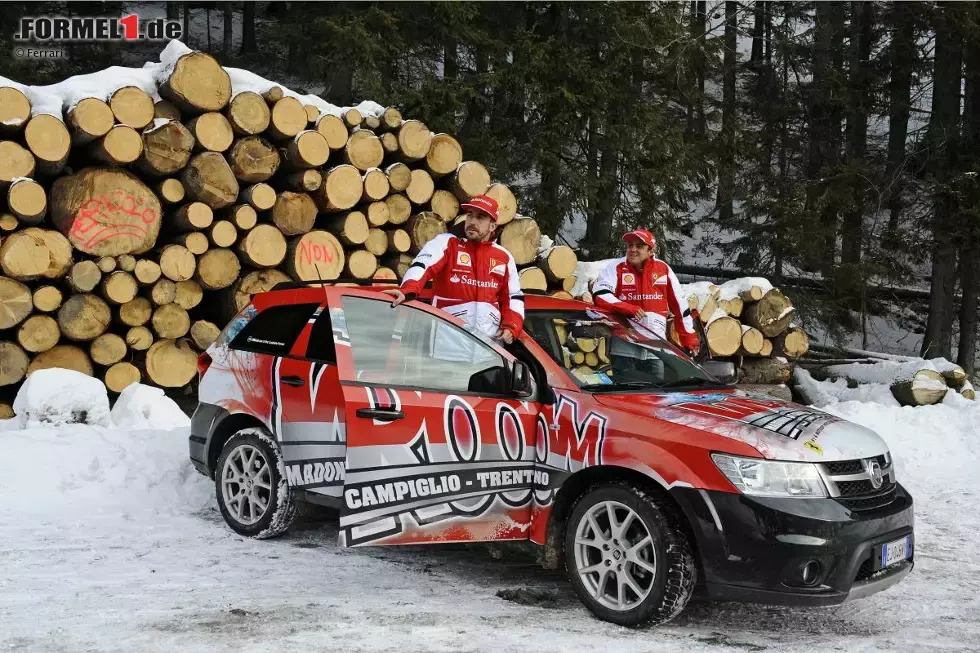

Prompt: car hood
xmin=593 ymin=389 xmax=889 ymax=462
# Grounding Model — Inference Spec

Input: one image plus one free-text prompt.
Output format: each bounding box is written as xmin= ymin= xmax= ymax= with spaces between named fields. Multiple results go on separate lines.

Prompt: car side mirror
xmin=700 ymin=360 xmax=737 ymax=384
xmin=510 ymin=361 xmax=532 ymax=397
xmin=701 ymin=361 xmax=738 ymax=383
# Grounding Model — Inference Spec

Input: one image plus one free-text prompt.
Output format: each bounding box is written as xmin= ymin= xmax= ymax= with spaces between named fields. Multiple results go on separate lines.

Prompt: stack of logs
xmin=673 ymin=281 xmax=809 ymax=386
xmin=0 ymin=48 xmax=520 ymax=403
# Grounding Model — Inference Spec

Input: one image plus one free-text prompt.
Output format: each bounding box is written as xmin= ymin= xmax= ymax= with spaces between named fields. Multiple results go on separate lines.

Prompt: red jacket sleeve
xmin=400 ymin=234 xmax=450 ymax=297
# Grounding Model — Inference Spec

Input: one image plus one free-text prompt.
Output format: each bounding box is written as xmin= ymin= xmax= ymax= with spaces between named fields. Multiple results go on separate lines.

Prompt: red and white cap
xmin=623 ymin=228 xmax=656 ymax=249
xmin=461 ymin=195 xmax=499 ymax=222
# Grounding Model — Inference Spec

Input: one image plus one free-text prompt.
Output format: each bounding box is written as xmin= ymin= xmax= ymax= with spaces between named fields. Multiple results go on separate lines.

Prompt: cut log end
xmin=238 ymin=224 xmax=287 ymax=269
xmin=743 ymin=289 xmax=795 ymax=337
xmin=196 ymin=248 xmax=242 ymax=290
xmin=125 ymin=326 xmax=154 ymax=351
xmin=209 ymin=220 xmax=238 ymax=248
xmin=28 ymin=344 xmax=93 ymax=378
xmin=519 ymin=267 xmax=548 ymax=291
xmin=316 ymin=114 xmax=349 ymax=150
xmin=57 ymin=294 xmax=111 ymax=342
xmin=364 ymin=229 xmax=389 ymax=257
xmin=429 ymin=190 xmax=460 ymax=223
xmin=145 ymin=339 xmax=199 ymax=388
xmin=345 ymin=130 xmax=384 ymax=171
xmin=160 ymin=244 xmax=198 ymax=282
xmin=229 ymin=136 xmax=281 ymax=183
xmin=67 ymin=97 xmax=113 ymax=144
xmin=499 ymin=217 xmax=542 ymax=266
xmin=8 ymin=178 xmax=47 ymax=224
xmin=386 ymin=162 xmax=412 ymax=193
xmin=18 ymin=315 xmax=60 ymax=354
xmin=345 ymin=249 xmax=379 ymax=279
xmin=485 ymin=183 xmax=517 ymax=225
xmin=315 ymin=165 xmax=363 ymax=213
xmin=271 ymin=191 xmax=317 ymax=236
xmin=0 ymin=141 xmax=35 ymax=184
xmin=891 ymin=369 xmax=948 ymax=407
xmin=134 ymin=259 xmax=163 ymax=286
xmin=187 ymin=112 xmax=235 ymax=152
xmin=138 ymin=121 xmax=194 ymax=177
xmin=89 ymin=333 xmax=127 ymax=366
xmin=150 ymin=277 xmax=176 ymax=305
xmin=243 ymin=183 xmax=276 ymax=211
xmin=705 ymin=316 xmax=742 ymax=357
xmin=0 ymin=341 xmax=29 ymax=386
xmin=109 ymin=86 xmax=155 ymax=129
xmin=0 ymin=87 xmax=31 ymax=132
xmin=541 ymin=246 xmax=578 ymax=282
xmin=426 ymin=133 xmax=463 ymax=177
xmin=91 ymin=125 xmax=144 ymax=165
xmin=105 ymin=362 xmax=141 ymax=393
xmin=406 ymin=212 xmax=446 ymax=253
xmin=287 ymin=130 xmax=330 ymax=169
xmin=32 ymin=285 xmax=63 ymax=313
xmin=157 ymin=178 xmax=186 ymax=204
xmin=24 ymin=114 xmax=71 ymax=173
xmin=407 ymin=169 xmax=435 ymax=206
xmin=285 ymin=231 xmax=345 ymax=281
xmin=226 ymin=91 xmax=271 ymax=136
xmin=329 ymin=211 xmax=370 ymax=246
xmin=173 ymin=201 xmax=214 ymax=232
xmin=119 ymin=297 xmax=153 ymax=327
xmin=362 ymin=168 xmax=391 ymax=202
xmin=102 ymin=270 xmax=139 ymax=305
xmin=385 ymin=193 xmax=412 ymax=225
xmin=68 ymin=260 xmax=102 ymax=293
xmin=182 ymin=152 xmax=240 ymax=209
xmin=451 ymin=161 xmax=491 ymax=202
xmin=177 ymin=231 xmax=209 ymax=256
xmin=397 ymin=120 xmax=432 ymax=161
xmin=160 ymin=51 xmax=232 ymax=113
xmin=191 ymin=320 xmax=221 ymax=351
xmin=268 ymin=97 xmax=308 ymax=140
xmin=152 ymin=303 xmax=191 ymax=339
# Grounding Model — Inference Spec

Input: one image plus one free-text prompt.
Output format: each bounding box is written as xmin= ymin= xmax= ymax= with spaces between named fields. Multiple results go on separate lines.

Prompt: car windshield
xmin=522 ymin=308 xmax=726 ymax=391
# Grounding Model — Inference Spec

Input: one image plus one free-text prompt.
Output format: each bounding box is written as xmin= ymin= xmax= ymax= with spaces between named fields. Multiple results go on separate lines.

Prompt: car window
xmin=304 ymin=309 xmax=336 ymax=363
xmin=341 ymin=295 xmax=508 ymax=393
xmin=524 ymin=310 xmax=714 ymax=388
xmin=230 ymin=303 xmax=320 ymax=356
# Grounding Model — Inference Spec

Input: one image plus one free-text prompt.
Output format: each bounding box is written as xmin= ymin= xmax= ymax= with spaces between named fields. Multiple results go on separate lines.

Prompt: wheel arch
xmin=539 ymin=465 xmax=701 ymax=572
xmin=206 ymin=412 xmax=270 ymax=477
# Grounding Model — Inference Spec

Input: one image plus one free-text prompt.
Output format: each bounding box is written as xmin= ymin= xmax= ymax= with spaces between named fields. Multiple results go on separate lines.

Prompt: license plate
xmin=880 ymin=535 xmax=912 ymax=568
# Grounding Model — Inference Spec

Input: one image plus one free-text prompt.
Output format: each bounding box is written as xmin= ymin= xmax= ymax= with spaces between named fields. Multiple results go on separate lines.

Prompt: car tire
xmin=215 ymin=427 xmax=296 ymax=539
xmin=564 ymin=482 xmax=697 ymax=627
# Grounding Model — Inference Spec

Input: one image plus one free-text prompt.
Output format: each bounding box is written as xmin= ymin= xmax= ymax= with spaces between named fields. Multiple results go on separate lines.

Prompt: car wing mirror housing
xmin=510 ymin=361 xmax=533 ymax=397
xmin=700 ymin=360 xmax=737 ymax=385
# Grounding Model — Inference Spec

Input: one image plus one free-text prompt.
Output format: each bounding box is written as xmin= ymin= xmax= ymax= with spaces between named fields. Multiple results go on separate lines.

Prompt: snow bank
xmin=0 ymin=423 xmax=209 ymax=519
xmin=110 ymin=384 xmax=190 ymax=431
xmin=1 ymin=39 xmax=382 ymax=122
xmin=11 ymin=369 xmax=111 ymax=428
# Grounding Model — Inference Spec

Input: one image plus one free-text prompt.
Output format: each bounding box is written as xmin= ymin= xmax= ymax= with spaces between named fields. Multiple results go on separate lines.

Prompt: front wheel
xmin=215 ymin=428 xmax=296 ymax=538
xmin=564 ymin=482 xmax=697 ymax=627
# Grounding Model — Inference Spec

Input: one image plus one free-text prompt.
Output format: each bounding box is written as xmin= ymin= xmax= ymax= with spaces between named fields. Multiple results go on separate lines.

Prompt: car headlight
xmin=711 ymin=453 xmax=828 ymax=498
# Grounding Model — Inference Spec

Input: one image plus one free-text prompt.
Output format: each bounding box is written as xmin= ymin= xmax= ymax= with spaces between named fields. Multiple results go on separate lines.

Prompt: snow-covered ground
xmin=1 ymin=376 xmax=978 ymax=652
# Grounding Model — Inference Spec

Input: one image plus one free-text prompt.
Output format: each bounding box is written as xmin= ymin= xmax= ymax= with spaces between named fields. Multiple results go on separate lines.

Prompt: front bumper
xmin=672 ymin=484 xmax=914 ymax=606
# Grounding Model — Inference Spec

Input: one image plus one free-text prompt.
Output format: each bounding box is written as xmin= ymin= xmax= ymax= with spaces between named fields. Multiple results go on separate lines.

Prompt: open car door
xmin=329 ymin=288 xmax=541 ymax=546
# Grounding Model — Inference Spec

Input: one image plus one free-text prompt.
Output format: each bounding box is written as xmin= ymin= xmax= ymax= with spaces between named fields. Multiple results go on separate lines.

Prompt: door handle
xmin=356 ymin=407 xmax=405 ymax=422
xmin=280 ymin=375 xmax=305 ymax=387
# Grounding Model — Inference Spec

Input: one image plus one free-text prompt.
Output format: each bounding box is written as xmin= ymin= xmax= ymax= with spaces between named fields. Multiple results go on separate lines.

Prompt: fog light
xmin=801 ymin=560 xmax=822 ymax=586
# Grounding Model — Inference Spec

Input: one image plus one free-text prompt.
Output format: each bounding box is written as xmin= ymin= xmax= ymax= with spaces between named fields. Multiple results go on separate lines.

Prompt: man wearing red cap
xmin=383 ymin=195 xmax=524 ymax=355
xmin=593 ymin=229 xmax=700 ymax=354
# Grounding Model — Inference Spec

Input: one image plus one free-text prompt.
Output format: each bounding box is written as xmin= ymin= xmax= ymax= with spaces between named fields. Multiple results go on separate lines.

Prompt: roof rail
xmin=271 ymin=278 xmax=400 ymax=291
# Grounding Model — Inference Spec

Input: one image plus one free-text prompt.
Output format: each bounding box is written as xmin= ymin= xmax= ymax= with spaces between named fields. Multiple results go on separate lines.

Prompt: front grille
xmin=824 ymin=455 xmax=886 ymax=475
xmin=837 ymin=479 xmax=887 ymax=496
xmin=838 ymin=485 xmax=898 ymax=511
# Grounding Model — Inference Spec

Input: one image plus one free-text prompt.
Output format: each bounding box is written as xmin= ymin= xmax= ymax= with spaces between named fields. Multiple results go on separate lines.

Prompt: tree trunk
xmin=750 ymin=1 xmax=765 ymax=67
xmin=958 ymin=29 xmax=980 ymax=374
xmin=841 ymin=1 xmax=874 ymax=268
xmin=223 ymin=3 xmax=233 ymax=56
xmin=241 ymin=1 xmax=257 ymax=54
xmin=922 ymin=4 xmax=964 ymax=359
xmin=716 ymin=0 xmax=737 ymax=224
xmin=885 ymin=3 xmax=915 ymax=236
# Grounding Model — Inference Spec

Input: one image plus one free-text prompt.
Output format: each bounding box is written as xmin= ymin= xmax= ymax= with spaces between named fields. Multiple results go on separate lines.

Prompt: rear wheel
xmin=564 ymin=482 xmax=696 ymax=626
xmin=215 ymin=428 xmax=296 ymax=538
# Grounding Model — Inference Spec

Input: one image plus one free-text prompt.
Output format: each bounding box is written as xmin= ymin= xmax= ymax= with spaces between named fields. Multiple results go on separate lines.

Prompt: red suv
xmin=190 ymin=283 xmax=913 ymax=626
